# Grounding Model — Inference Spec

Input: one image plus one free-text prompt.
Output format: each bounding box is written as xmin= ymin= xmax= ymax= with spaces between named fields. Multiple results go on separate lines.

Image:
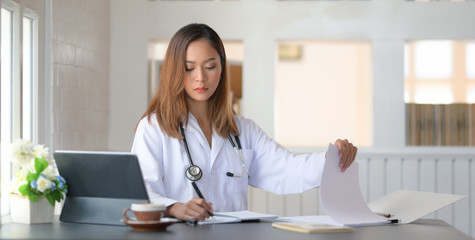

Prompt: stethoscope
xmin=179 ymin=123 xmax=250 ymax=183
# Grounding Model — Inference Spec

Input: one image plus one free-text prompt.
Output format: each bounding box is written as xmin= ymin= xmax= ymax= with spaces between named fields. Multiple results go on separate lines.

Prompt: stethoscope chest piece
xmin=186 ymin=165 xmax=203 ymax=181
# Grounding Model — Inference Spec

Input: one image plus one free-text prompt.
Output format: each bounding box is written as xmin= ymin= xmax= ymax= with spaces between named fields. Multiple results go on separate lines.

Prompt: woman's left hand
xmin=334 ymin=139 xmax=358 ymax=172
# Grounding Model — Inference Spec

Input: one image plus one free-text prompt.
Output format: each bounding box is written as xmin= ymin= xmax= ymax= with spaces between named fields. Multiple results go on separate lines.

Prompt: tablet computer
xmin=54 ymin=151 xmax=149 ymax=225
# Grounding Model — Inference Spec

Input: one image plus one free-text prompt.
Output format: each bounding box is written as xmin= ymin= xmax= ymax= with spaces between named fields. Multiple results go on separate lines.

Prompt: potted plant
xmin=9 ymin=139 xmax=68 ymax=224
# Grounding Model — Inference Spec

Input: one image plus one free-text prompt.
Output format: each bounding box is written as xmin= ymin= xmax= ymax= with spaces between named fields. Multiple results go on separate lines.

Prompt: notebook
xmin=198 ymin=210 xmax=278 ymax=225
xmin=54 ymin=151 xmax=149 ymax=225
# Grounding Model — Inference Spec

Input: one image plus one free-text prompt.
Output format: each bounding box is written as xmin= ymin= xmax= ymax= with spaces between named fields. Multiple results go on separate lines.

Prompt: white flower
xmin=11 ymin=139 xmax=35 ymax=167
xmin=42 ymin=165 xmax=58 ymax=180
xmin=35 ymin=175 xmax=52 ymax=193
xmin=15 ymin=168 xmax=28 ymax=181
xmin=22 ymin=160 xmax=36 ymax=174
xmin=33 ymin=144 xmax=50 ymax=161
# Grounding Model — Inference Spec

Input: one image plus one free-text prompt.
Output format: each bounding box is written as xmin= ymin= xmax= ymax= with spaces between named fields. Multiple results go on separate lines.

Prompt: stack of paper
xmin=318 ymin=143 xmax=465 ymax=226
xmin=319 ymin=144 xmax=392 ymax=225
xmin=279 ymin=144 xmax=465 ymax=228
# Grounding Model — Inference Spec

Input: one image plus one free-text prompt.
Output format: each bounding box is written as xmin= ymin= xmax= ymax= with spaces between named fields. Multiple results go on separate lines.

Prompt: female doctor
xmin=132 ymin=23 xmax=357 ymax=222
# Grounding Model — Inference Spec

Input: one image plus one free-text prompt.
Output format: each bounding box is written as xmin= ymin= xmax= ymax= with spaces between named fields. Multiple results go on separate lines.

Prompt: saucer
xmin=122 ymin=218 xmax=179 ymax=232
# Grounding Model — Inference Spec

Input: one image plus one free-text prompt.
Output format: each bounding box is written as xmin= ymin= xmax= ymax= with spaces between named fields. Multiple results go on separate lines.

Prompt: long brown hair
xmin=139 ymin=23 xmax=238 ymax=139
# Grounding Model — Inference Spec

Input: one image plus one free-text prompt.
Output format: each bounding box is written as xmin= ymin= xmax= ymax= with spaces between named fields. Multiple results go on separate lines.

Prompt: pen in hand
xmin=191 ymin=182 xmax=215 ymax=219
xmin=184 ymin=218 xmax=198 ymax=227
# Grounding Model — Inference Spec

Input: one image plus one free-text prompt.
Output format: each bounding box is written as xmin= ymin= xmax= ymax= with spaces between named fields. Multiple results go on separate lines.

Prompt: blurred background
xmin=1 ymin=0 xmax=475 ymax=237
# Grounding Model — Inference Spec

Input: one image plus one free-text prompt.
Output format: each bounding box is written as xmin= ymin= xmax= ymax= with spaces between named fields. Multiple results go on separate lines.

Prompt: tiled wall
xmin=52 ymin=0 xmax=110 ymax=151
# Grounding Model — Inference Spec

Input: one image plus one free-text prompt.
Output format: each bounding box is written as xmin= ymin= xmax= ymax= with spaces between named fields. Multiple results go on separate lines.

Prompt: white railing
xmin=248 ymin=147 xmax=475 ymax=238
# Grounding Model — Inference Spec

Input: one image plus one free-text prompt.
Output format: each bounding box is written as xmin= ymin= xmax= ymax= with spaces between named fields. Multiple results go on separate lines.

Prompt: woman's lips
xmin=194 ymin=87 xmax=208 ymax=93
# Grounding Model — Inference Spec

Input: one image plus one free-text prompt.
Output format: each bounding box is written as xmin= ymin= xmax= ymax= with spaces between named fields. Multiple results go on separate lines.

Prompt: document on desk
xmin=367 ymin=189 xmax=466 ymax=224
xmin=320 ymin=144 xmax=389 ymax=226
xmin=198 ymin=216 xmax=241 ymax=225
xmin=320 ymin=143 xmax=466 ymax=226
xmin=198 ymin=210 xmax=278 ymax=225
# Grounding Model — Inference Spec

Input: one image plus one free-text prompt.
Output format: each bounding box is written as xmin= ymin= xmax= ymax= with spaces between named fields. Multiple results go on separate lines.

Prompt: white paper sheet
xmin=198 ymin=210 xmax=278 ymax=225
xmin=319 ymin=144 xmax=466 ymax=226
xmin=214 ymin=210 xmax=278 ymax=221
xmin=368 ymin=190 xmax=466 ymax=224
xmin=320 ymin=144 xmax=389 ymax=225
xmin=198 ymin=216 xmax=241 ymax=225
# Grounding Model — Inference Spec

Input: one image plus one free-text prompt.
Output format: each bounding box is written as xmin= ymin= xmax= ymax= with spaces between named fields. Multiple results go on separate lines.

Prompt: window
xmin=1 ymin=2 xmax=39 ymax=216
xmin=467 ymin=43 xmax=475 ymax=79
xmin=405 ymin=40 xmax=475 ymax=145
xmin=1 ymin=5 xmax=15 ymax=217
xmin=22 ymin=15 xmax=35 ymax=141
xmin=275 ymin=40 xmax=372 ymax=147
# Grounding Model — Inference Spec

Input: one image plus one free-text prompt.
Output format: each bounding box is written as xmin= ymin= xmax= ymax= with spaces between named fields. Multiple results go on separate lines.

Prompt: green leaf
xmin=18 ymin=184 xmax=31 ymax=196
xmin=26 ymin=173 xmax=39 ymax=182
xmin=52 ymin=190 xmax=60 ymax=201
xmin=28 ymin=192 xmax=40 ymax=202
xmin=35 ymin=158 xmax=48 ymax=174
xmin=45 ymin=194 xmax=55 ymax=206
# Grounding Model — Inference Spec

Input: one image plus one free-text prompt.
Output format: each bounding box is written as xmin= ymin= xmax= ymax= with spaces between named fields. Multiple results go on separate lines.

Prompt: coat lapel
xmin=186 ymin=114 xmax=211 ymax=157
xmin=185 ymin=113 xmax=226 ymax=172
xmin=210 ymin=131 xmax=225 ymax=170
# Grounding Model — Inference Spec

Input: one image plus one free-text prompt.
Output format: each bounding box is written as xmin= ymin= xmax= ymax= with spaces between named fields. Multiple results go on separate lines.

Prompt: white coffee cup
xmin=122 ymin=203 xmax=166 ymax=222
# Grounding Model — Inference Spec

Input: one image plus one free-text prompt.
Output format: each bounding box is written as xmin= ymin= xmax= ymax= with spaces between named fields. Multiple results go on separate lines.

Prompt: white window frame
xmin=405 ymin=40 xmax=475 ymax=104
xmin=22 ymin=9 xmax=39 ymax=142
xmin=0 ymin=0 xmax=39 ymax=217
xmin=1 ymin=0 xmax=20 ymax=217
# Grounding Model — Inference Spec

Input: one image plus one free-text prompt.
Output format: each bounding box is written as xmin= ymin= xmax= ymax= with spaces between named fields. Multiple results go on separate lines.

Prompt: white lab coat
xmin=131 ymin=113 xmax=326 ymax=212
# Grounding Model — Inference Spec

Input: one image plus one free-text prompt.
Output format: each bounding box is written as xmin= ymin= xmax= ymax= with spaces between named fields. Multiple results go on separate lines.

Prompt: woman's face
xmin=184 ymin=39 xmax=222 ymax=104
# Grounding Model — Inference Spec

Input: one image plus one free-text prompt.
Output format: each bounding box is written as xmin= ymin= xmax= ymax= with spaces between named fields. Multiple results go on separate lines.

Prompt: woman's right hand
xmin=166 ymin=198 xmax=214 ymax=221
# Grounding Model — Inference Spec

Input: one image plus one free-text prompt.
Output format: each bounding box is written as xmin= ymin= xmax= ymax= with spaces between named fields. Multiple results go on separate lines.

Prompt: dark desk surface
xmin=0 ymin=218 xmax=472 ymax=240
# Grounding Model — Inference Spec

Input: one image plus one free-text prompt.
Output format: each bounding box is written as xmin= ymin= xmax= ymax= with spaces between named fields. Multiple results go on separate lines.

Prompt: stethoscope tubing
xmin=180 ymin=123 xmax=195 ymax=166
xmin=228 ymin=135 xmax=250 ymax=178
xmin=180 ymin=123 xmax=203 ymax=181
xmin=180 ymin=123 xmax=250 ymax=181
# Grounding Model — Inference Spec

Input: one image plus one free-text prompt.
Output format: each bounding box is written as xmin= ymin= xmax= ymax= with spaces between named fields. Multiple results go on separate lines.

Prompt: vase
xmin=10 ymin=194 xmax=54 ymax=224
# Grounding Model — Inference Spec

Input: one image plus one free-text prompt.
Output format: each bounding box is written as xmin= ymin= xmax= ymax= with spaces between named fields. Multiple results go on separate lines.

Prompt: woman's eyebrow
xmin=185 ymin=57 xmax=217 ymax=64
